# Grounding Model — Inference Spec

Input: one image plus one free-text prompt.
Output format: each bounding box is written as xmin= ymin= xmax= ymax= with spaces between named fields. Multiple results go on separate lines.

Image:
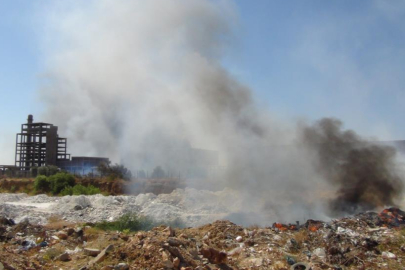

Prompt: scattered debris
xmin=0 ymin=206 xmax=404 ymax=269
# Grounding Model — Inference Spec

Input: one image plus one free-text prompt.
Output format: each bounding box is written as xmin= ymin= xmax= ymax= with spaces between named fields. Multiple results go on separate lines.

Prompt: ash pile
xmin=0 ymin=208 xmax=404 ymax=269
xmin=0 ymin=189 xmax=242 ymax=227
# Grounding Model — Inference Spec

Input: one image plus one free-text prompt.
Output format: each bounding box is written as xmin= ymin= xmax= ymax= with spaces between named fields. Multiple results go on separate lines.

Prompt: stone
xmin=75 ymin=228 xmax=84 ymax=238
xmin=56 ymin=231 xmax=68 ymax=240
xmin=56 ymin=252 xmax=71 ymax=262
xmin=163 ymin=226 xmax=175 ymax=237
xmin=162 ymin=251 xmax=171 ymax=261
xmin=2 ymin=262 xmax=15 ymax=270
xmin=65 ymin=228 xmax=75 ymax=236
xmin=0 ymin=217 xmax=14 ymax=226
xmin=228 ymin=246 xmax=243 ymax=256
xmin=114 ymin=263 xmax=129 ymax=270
xmin=88 ymin=245 xmax=114 ymax=266
xmin=173 ymin=257 xmax=180 ymax=268
xmin=84 ymin=248 xmax=101 ymax=257
xmin=168 ymin=237 xmax=184 ymax=247
xmin=236 ymin=236 xmax=243 ymax=242
xmin=136 ymin=232 xmax=145 ymax=240
xmin=178 ymin=233 xmax=188 ymax=239
xmin=200 ymin=247 xmax=228 ymax=264
xmin=382 ymin=251 xmax=396 ymax=259
xmin=162 ymin=260 xmax=174 ymax=268
xmin=290 ymin=262 xmax=310 ymax=270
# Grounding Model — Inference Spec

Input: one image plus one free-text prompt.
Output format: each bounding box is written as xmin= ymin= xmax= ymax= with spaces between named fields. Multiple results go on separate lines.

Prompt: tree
xmin=34 ymin=175 xmax=50 ymax=192
xmin=151 ymin=166 xmax=165 ymax=179
xmin=97 ymin=162 xmax=132 ymax=181
xmin=49 ymin=172 xmax=75 ymax=194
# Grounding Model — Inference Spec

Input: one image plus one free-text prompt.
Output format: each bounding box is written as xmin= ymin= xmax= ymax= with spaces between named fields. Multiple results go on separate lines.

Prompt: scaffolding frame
xmin=15 ymin=118 xmax=70 ymax=171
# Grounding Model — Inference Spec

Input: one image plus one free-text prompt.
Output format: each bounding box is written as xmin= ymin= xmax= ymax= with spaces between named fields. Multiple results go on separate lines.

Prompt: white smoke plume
xmin=38 ymin=0 xmax=403 ymax=224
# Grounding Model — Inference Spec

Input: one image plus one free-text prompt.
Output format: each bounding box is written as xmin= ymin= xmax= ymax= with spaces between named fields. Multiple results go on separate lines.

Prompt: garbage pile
xmin=0 ymin=207 xmax=404 ymax=269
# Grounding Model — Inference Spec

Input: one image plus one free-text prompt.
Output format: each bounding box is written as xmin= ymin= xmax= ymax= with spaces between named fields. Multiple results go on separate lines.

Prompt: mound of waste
xmin=0 ymin=189 xmax=261 ymax=227
xmin=0 ymin=207 xmax=404 ymax=269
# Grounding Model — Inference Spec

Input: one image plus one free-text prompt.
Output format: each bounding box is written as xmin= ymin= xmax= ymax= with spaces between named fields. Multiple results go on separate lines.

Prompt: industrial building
xmin=0 ymin=115 xmax=109 ymax=176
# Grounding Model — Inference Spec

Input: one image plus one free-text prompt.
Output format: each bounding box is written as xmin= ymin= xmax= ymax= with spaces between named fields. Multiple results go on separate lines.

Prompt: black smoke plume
xmin=302 ymin=118 xmax=404 ymax=216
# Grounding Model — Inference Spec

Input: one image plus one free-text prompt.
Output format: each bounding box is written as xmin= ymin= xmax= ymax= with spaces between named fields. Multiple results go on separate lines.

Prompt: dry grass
xmin=85 ymin=233 xmax=121 ymax=251
xmin=44 ymin=215 xmax=74 ymax=230
xmin=294 ymin=229 xmax=310 ymax=246
xmin=83 ymin=226 xmax=104 ymax=241
xmin=42 ymin=247 xmax=64 ymax=261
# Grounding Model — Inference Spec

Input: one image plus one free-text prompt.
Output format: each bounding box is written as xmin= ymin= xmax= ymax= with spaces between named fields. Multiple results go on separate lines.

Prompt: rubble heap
xmin=0 ymin=208 xmax=404 ymax=270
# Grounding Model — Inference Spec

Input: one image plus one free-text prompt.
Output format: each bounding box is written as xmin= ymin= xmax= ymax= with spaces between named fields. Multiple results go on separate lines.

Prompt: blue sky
xmin=1 ymin=0 xmax=405 ymax=164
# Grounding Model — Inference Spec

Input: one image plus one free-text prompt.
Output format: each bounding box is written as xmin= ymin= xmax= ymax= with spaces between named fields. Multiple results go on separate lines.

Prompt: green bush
xmin=10 ymin=185 xmax=17 ymax=193
xmin=48 ymin=166 xmax=59 ymax=176
xmin=37 ymin=167 xmax=48 ymax=176
xmin=34 ymin=175 xmax=50 ymax=192
xmin=94 ymin=214 xmax=155 ymax=232
xmin=83 ymin=185 xmax=101 ymax=195
xmin=49 ymin=172 xmax=75 ymax=195
xmin=60 ymin=184 xmax=101 ymax=196
xmin=72 ymin=184 xmax=87 ymax=195
xmin=93 ymin=214 xmax=185 ymax=232
xmin=60 ymin=186 xmax=73 ymax=196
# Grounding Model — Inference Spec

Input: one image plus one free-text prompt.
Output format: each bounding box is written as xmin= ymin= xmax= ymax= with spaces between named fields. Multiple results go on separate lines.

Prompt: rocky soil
xmin=0 ymin=208 xmax=404 ymax=269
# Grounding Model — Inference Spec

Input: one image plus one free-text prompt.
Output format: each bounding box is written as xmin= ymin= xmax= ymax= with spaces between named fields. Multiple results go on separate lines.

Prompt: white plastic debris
xmin=382 ymin=251 xmax=396 ymax=259
xmin=337 ymin=227 xmax=359 ymax=237
xmin=312 ymin=248 xmax=326 ymax=259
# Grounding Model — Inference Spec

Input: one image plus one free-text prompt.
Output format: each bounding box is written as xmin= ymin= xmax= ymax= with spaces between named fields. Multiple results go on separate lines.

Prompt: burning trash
xmin=378 ymin=207 xmax=405 ymax=227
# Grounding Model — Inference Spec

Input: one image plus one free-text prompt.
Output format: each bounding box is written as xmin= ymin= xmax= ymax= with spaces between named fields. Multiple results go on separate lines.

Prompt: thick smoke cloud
xmin=301 ymin=118 xmax=404 ymax=216
xmin=38 ymin=0 xmax=404 ymax=223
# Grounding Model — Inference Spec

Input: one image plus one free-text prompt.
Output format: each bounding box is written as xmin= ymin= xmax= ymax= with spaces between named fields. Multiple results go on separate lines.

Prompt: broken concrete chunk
xmin=114 ymin=263 xmax=129 ymax=270
xmin=88 ymin=244 xmax=114 ymax=266
xmin=168 ymin=237 xmax=184 ymax=247
xmin=83 ymin=248 xmax=101 ymax=257
xmin=56 ymin=252 xmax=71 ymax=262
xmin=56 ymin=231 xmax=68 ymax=240
xmin=163 ymin=226 xmax=175 ymax=237
xmin=100 ymin=266 xmax=114 ymax=270
xmin=173 ymin=257 xmax=180 ymax=268
xmin=200 ymin=247 xmax=228 ymax=264
xmin=382 ymin=251 xmax=396 ymax=259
